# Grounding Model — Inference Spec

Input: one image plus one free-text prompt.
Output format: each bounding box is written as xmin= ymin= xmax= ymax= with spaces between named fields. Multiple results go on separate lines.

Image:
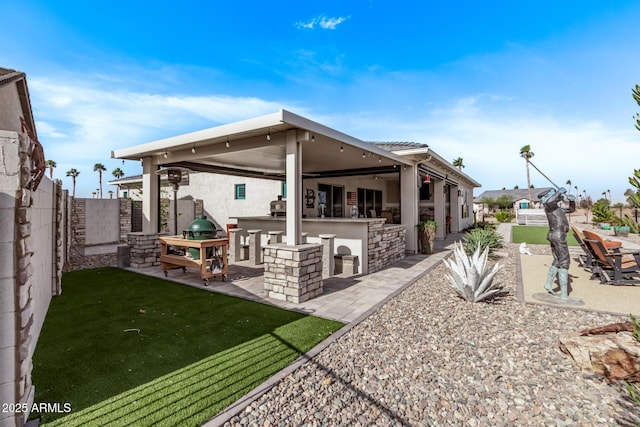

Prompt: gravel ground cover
xmin=225 ymin=243 xmax=640 ymax=426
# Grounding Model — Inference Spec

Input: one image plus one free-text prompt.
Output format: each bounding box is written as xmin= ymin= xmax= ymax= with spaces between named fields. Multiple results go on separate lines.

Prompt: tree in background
xmin=452 ymin=157 xmax=465 ymax=170
xmin=496 ymin=194 xmax=514 ymax=211
xmin=481 ymin=196 xmax=496 ymax=213
xmin=94 ymin=163 xmax=107 ymax=198
xmin=112 ymin=168 xmax=124 ymax=179
xmin=45 ymin=160 xmax=56 ymax=178
xmin=566 ymin=179 xmax=572 ymax=195
xmin=519 ymin=145 xmax=534 ymax=204
xmin=66 ymin=168 xmax=80 ymax=198
xmin=112 ymin=168 xmax=125 ymax=198
xmin=580 ymin=195 xmax=593 ymax=223
xmin=611 ymin=202 xmax=625 ymax=219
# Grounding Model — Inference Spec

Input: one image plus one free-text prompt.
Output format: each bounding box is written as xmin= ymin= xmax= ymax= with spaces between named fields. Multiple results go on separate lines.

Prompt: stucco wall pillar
xmin=450 ymin=186 xmax=460 ymax=233
xmin=285 ymin=130 xmax=304 ymax=245
xmin=434 ymin=180 xmax=445 ymax=240
xmin=400 ymin=165 xmax=419 ymax=254
xmin=142 ymin=158 xmax=159 ymax=233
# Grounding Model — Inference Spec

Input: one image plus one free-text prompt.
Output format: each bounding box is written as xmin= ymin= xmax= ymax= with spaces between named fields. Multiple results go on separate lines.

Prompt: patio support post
xmin=434 ymin=179 xmax=445 ymax=240
xmin=285 ymin=130 xmax=304 ymax=245
xmin=451 ymin=186 xmax=460 ymax=233
xmin=400 ymin=164 xmax=419 ymax=254
xmin=142 ymin=157 xmax=160 ymax=233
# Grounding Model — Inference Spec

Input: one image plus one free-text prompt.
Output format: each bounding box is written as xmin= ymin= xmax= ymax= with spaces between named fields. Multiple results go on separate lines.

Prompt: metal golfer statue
xmin=524 ymin=158 xmax=583 ymax=305
xmin=539 ymin=187 xmax=582 ymax=304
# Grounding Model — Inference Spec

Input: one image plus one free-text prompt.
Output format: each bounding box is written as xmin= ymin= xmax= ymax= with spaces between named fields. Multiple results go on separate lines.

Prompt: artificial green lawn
xmin=511 ymin=225 xmax=579 ymax=246
xmin=32 ymin=267 xmax=344 ymax=426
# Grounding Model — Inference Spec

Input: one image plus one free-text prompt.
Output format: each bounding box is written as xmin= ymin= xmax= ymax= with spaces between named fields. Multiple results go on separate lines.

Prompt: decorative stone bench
xmin=334 ymin=254 xmax=359 ymax=276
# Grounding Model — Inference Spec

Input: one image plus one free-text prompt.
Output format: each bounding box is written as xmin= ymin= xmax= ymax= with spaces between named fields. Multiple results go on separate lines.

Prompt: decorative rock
xmin=222 ymin=243 xmax=636 ymax=426
xmin=559 ymin=331 xmax=640 ymax=380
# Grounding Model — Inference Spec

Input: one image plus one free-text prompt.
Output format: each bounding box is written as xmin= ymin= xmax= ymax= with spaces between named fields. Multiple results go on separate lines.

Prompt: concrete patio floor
xmin=125 ymin=234 xmax=461 ymax=323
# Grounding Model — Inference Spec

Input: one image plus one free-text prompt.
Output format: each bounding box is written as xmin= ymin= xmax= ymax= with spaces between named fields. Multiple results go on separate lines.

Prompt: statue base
xmin=533 ymin=292 xmax=584 ymax=306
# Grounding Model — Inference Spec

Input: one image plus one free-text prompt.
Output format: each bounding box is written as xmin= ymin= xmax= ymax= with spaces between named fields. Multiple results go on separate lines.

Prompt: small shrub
xmin=592 ymin=202 xmax=616 ymax=225
xmin=443 ymin=242 xmax=503 ymax=302
xmin=495 ymin=210 xmax=514 ymax=223
xmin=463 ymin=228 xmax=504 ymax=259
xmin=468 ymin=221 xmax=496 ymax=231
xmin=621 ymin=215 xmax=640 ymax=234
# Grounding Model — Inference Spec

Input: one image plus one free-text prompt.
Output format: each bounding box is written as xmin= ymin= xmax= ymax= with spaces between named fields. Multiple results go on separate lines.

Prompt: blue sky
xmin=2 ymin=1 xmax=639 ymax=202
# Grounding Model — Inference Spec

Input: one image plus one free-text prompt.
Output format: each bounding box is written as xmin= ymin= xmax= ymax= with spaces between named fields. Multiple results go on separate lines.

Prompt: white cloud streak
xmin=295 ymin=15 xmax=350 ymax=30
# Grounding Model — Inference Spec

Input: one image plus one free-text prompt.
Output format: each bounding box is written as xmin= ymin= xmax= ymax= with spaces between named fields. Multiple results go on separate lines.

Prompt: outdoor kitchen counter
xmin=232 ymin=217 xmax=406 ymax=275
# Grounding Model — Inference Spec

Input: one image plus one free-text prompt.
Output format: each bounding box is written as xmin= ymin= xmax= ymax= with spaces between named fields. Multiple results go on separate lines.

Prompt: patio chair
xmin=569 ymin=225 xmax=595 ymax=269
xmin=581 ymin=229 xmax=622 ymax=250
xmin=583 ymin=238 xmax=640 ymax=286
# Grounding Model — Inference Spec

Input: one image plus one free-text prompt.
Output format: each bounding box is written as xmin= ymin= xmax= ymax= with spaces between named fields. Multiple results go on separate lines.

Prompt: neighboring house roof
xmin=0 ymin=66 xmax=37 ymax=138
xmin=474 ymin=187 xmax=554 ymax=203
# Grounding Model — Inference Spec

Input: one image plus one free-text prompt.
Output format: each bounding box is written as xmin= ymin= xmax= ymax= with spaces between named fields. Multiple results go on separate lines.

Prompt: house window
xmin=235 ymin=184 xmax=246 ymax=200
xmin=123 ymin=191 xmax=128 ymax=199
xmin=281 ymin=181 xmax=287 ymax=199
xmin=357 ymin=187 xmax=382 ymax=218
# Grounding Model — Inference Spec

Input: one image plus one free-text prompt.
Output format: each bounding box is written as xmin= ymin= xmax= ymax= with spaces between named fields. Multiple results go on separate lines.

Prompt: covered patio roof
xmin=111 ymin=109 xmax=414 ymax=180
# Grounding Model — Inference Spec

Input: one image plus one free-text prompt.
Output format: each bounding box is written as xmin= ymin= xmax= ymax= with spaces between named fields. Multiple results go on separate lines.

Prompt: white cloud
xmin=295 ymin=15 xmax=350 ymax=30
xmin=323 ymin=96 xmax=639 ymax=203
xmin=28 ymin=76 xmax=286 ymax=197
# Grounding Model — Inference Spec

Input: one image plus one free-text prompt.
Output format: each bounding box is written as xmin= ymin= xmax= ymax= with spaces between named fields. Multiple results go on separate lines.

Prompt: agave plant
xmin=444 ymin=241 xmax=503 ymax=302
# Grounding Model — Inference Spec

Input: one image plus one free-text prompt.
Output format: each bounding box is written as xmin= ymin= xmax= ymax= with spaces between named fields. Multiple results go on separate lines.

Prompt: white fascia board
xmin=391 ymin=147 xmax=430 ymax=156
xmin=281 ymin=109 xmax=413 ymax=165
xmin=431 ymin=150 xmax=481 ymax=188
xmin=108 ymin=177 xmax=142 ymax=185
xmin=111 ymin=110 xmax=286 ymax=160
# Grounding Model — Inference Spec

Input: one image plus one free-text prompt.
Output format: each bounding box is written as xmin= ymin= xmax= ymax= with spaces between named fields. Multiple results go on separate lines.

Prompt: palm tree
xmin=112 ymin=168 xmax=125 ymax=199
xmin=452 ymin=157 xmax=464 ymax=171
xmin=566 ymin=179 xmax=572 ymax=195
xmin=519 ymin=145 xmax=534 ymax=204
xmin=66 ymin=168 xmax=80 ymax=198
xmin=45 ymin=160 xmax=57 ymax=178
xmin=112 ymin=168 xmax=125 ymax=180
xmin=94 ymin=163 xmax=107 ymax=198
xmin=607 ymin=189 xmax=611 ymax=202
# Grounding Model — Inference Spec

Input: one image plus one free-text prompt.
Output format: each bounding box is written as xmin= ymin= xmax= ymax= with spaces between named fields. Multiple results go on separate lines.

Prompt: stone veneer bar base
xmin=263 ymin=243 xmax=323 ymax=303
xmin=127 ymin=232 xmax=166 ymax=268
